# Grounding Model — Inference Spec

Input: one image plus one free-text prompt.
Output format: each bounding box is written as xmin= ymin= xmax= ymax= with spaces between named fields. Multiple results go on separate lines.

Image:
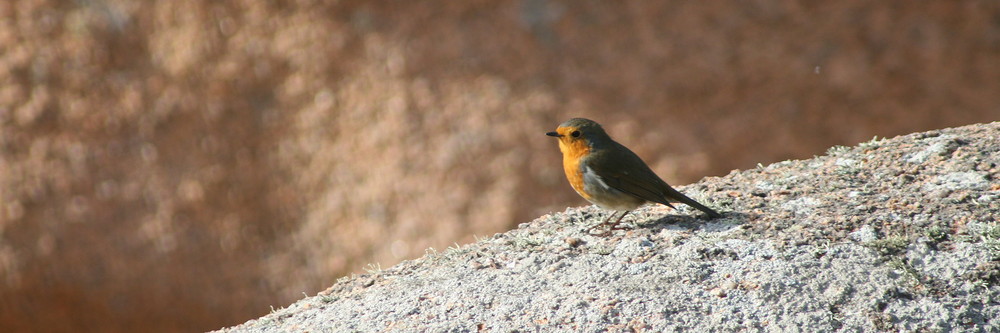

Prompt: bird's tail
xmin=664 ymin=187 xmax=722 ymax=218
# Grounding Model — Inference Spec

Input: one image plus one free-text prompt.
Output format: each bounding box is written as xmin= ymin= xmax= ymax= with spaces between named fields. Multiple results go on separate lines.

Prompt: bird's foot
xmin=587 ymin=223 xmax=632 ymax=237
xmin=609 ymin=223 xmax=633 ymax=231
xmin=587 ymin=224 xmax=611 ymax=237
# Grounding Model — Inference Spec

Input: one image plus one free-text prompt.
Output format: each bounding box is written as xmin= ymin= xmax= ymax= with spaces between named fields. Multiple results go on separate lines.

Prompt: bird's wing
xmin=586 ymin=143 xmax=677 ymax=208
xmin=589 ymin=143 xmax=721 ymax=217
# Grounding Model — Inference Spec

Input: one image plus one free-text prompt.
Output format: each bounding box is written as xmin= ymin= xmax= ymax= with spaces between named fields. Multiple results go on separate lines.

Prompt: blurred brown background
xmin=1 ymin=0 xmax=997 ymax=331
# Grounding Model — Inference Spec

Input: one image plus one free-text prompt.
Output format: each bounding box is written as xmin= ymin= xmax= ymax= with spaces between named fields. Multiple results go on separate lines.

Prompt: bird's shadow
xmin=568 ymin=207 xmax=751 ymax=237
xmin=633 ymin=211 xmax=751 ymax=235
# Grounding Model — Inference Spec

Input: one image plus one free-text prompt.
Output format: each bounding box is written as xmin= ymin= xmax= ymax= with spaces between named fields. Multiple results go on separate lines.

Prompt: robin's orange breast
xmin=559 ymin=138 xmax=592 ymax=201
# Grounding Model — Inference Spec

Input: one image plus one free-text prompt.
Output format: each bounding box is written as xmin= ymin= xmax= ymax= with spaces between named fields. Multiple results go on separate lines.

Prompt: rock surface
xmin=220 ymin=123 xmax=1000 ymax=332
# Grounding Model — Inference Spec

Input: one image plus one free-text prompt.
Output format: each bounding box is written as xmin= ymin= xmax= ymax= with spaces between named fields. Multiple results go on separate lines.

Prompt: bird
xmin=546 ymin=118 xmax=721 ymax=233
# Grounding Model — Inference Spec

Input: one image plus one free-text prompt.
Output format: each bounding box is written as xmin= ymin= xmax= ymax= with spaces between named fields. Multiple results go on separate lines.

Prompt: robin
xmin=546 ymin=118 xmax=721 ymax=232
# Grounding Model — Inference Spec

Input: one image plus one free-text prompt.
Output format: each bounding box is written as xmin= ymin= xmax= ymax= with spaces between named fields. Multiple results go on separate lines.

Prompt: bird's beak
xmin=546 ymin=131 xmax=562 ymax=137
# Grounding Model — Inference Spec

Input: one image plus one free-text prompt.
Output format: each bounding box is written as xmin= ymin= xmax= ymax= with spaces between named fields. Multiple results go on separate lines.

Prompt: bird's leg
xmin=589 ymin=210 xmax=631 ymax=236
xmin=601 ymin=210 xmax=620 ymax=225
xmin=589 ymin=211 xmax=619 ymax=236
xmin=607 ymin=210 xmax=632 ymax=230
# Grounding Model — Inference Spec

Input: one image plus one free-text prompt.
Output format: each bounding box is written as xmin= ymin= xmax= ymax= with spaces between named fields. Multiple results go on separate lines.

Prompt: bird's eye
xmin=570 ymin=130 xmax=581 ymax=137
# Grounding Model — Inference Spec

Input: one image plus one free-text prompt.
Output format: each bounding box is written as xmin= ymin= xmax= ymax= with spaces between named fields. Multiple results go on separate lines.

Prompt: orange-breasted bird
xmin=546 ymin=118 xmax=721 ymax=232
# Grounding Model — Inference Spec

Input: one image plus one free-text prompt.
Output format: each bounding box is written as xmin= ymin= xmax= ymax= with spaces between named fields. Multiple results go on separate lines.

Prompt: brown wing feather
xmin=588 ymin=142 xmax=721 ymax=218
